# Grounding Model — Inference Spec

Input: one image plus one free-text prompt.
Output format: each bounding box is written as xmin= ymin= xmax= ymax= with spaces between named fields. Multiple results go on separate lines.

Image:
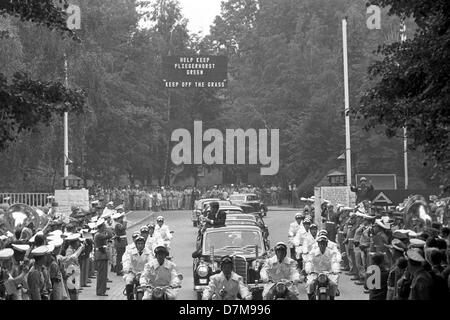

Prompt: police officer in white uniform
xmin=122 ymin=235 xmax=152 ymax=300
xmin=202 ymin=256 xmax=252 ymax=300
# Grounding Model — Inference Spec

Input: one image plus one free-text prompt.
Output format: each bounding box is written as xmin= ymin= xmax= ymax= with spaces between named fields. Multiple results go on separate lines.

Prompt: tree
xmin=357 ymin=0 xmax=450 ymax=184
xmin=0 ymin=0 xmax=85 ymax=152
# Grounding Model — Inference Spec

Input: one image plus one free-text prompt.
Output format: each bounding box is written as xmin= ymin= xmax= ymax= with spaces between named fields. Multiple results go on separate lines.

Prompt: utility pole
xmin=342 ymin=18 xmax=352 ymax=187
xmin=400 ymin=19 xmax=408 ymax=190
xmin=64 ymin=54 xmax=69 ymax=189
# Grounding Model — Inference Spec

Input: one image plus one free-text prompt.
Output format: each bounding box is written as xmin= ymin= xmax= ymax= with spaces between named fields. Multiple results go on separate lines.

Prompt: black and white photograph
xmin=0 ymin=0 xmax=449 ymax=307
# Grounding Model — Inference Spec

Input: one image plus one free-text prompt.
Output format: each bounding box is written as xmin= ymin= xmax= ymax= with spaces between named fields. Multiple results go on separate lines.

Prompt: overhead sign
xmin=54 ymin=189 xmax=89 ymax=222
xmin=162 ymin=55 xmax=227 ymax=88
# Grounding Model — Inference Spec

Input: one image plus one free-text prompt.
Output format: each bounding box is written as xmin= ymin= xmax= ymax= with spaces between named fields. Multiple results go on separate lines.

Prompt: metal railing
xmin=0 ymin=193 xmax=53 ymax=207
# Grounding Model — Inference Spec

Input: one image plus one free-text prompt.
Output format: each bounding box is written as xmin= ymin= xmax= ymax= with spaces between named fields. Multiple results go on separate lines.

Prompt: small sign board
xmin=54 ymin=189 xmax=89 ymax=222
xmin=162 ymin=55 xmax=227 ymax=88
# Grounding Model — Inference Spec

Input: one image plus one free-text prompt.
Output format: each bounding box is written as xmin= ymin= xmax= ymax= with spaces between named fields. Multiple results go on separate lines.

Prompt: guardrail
xmin=0 ymin=193 xmax=53 ymax=207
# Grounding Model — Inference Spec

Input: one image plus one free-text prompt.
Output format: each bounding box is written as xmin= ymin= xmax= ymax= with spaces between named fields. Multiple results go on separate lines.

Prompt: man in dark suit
xmin=204 ymin=202 xmax=226 ymax=228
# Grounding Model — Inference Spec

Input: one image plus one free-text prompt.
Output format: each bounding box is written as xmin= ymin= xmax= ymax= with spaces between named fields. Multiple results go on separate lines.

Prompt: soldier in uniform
xmin=113 ymin=211 xmax=127 ymax=276
xmin=202 ymin=255 xmax=252 ymax=300
xmin=61 ymin=233 xmax=85 ymax=300
xmin=94 ymin=218 xmax=114 ymax=296
xmin=27 ymin=246 xmax=51 ymax=300
xmin=47 ymin=239 xmax=65 ymax=300
xmin=406 ymin=248 xmax=434 ymax=300
xmin=0 ymin=248 xmax=16 ymax=300
xmin=9 ymin=244 xmax=30 ymax=300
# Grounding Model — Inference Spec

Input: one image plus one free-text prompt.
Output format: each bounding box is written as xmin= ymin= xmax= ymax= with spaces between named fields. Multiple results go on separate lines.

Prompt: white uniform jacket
xmin=304 ymin=247 xmax=341 ymax=274
xmin=288 ymin=222 xmax=304 ymax=248
xmin=122 ymin=247 xmax=153 ymax=274
xmin=155 ymin=224 xmax=172 ymax=245
xmin=202 ymin=271 xmax=251 ymax=300
xmin=299 ymin=231 xmax=316 ymax=259
xmin=260 ymin=255 xmax=300 ymax=283
xmin=309 ymin=240 xmax=341 ymax=261
xmin=145 ymin=234 xmax=161 ymax=253
xmin=139 ymin=258 xmax=181 ymax=287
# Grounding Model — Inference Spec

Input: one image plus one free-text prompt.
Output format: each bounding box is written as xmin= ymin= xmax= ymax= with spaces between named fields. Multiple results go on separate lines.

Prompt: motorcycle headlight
xmin=197 ymin=264 xmax=209 ymax=277
xmin=275 ymin=283 xmax=286 ymax=293
xmin=152 ymin=287 xmax=164 ymax=299
xmin=318 ymin=274 xmax=328 ymax=284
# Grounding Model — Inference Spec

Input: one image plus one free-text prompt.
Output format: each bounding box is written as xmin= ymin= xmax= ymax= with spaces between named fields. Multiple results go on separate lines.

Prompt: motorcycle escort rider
xmin=139 ymin=243 xmax=182 ymax=300
xmin=293 ymin=217 xmax=312 ymax=269
xmin=122 ymin=235 xmax=152 ymax=300
xmin=155 ymin=216 xmax=173 ymax=249
xmin=288 ymin=213 xmax=305 ymax=259
xmin=260 ymin=242 xmax=300 ymax=300
xmin=202 ymin=255 xmax=252 ymax=300
xmin=304 ymin=235 xmax=341 ymax=300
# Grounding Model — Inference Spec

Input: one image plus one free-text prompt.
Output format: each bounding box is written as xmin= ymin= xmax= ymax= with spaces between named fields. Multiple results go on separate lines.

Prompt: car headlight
xmin=197 ymin=264 xmax=209 ymax=277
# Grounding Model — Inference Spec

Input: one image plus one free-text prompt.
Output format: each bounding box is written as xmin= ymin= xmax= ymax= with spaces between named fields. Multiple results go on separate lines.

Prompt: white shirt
xmin=260 ymin=256 xmax=300 ymax=283
xmin=304 ymin=247 xmax=340 ymax=274
xmin=122 ymin=247 xmax=152 ymax=274
xmin=202 ymin=271 xmax=251 ymax=300
xmin=139 ymin=258 xmax=181 ymax=287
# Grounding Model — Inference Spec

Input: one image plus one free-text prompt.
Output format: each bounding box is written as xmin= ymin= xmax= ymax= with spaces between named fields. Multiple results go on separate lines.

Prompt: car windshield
xmin=229 ymin=195 xmax=246 ymax=202
xmin=204 ymin=230 xmax=264 ymax=256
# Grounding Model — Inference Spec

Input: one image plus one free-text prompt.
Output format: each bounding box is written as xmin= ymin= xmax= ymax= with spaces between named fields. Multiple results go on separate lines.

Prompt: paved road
xmin=80 ymin=207 xmax=367 ymax=300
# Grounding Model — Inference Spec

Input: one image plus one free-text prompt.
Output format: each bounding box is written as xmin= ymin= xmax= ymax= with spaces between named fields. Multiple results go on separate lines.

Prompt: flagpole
xmin=342 ymin=18 xmax=352 ymax=187
xmin=400 ymin=20 xmax=408 ymax=190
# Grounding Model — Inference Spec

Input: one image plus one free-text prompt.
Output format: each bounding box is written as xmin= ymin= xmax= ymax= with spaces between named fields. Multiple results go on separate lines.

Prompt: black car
xmin=229 ymin=194 xmax=268 ymax=216
xmin=192 ymin=225 xmax=267 ymax=300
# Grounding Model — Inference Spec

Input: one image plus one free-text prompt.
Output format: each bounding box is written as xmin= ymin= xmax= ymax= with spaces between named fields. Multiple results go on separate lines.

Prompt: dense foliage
xmin=0 ymin=0 xmax=445 ymax=192
xmin=358 ymin=0 xmax=450 ymax=184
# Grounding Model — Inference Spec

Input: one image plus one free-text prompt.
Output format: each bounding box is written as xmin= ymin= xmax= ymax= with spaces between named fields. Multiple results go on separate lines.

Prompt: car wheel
xmin=196 ymin=291 xmax=203 ymax=300
xmin=193 ymin=220 xmax=198 ymax=227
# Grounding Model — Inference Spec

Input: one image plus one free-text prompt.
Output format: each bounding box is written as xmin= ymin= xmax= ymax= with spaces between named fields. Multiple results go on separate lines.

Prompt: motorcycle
xmin=138 ymin=274 xmax=183 ymax=300
xmin=137 ymin=284 xmax=182 ymax=300
xmin=310 ymin=271 xmax=337 ymax=300
xmin=267 ymin=279 xmax=295 ymax=300
xmin=122 ymin=272 xmax=143 ymax=300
